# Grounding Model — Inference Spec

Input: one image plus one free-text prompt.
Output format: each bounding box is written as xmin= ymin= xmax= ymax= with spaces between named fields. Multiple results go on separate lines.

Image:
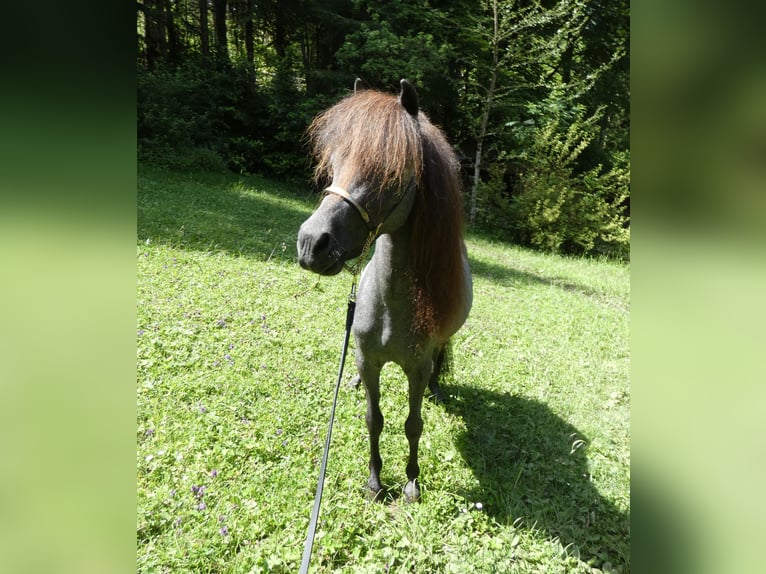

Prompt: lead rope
xmin=298 ymin=224 xmax=381 ymax=574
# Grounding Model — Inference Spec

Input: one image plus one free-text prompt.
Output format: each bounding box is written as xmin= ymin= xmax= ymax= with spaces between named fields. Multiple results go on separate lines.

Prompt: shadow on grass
xmin=137 ymin=168 xmax=314 ymax=260
xmin=442 ymin=383 xmax=630 ymax=570
xmin=467 ymin=255 xmax=613 ymax=303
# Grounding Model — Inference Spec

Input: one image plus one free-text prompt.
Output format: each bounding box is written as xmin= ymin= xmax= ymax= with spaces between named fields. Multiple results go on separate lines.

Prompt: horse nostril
xmin=314 ymin=232 xmax=331 ymax=254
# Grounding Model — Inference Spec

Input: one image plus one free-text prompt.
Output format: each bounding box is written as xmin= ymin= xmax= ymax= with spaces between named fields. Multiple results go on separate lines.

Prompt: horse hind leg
xmin=427 ymin=341 xmax=451 ymax=404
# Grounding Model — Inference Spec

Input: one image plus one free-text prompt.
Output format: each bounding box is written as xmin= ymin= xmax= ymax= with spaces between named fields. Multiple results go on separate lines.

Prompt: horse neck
xmin=370 ymin=213 xmax=414 ymax=285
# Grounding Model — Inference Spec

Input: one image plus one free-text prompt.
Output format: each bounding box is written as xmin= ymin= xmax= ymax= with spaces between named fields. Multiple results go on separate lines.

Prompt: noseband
xmin=323 ymin=185 xmax=372 ymax=227
xmin=322 ymin=181 xmax=416 ymax=234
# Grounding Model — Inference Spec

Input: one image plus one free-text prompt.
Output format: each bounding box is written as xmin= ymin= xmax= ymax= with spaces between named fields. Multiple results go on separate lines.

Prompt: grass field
xmin=137 ymin=165 xmax=630 ymax=573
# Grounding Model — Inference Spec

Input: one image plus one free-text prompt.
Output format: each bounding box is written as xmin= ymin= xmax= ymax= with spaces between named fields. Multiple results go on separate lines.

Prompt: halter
xmin=322 ymin=180 xmax=416 ymax=234
xmin=323 ymin=185 xmax=372 ymax=228
xmin=321 ymin=180 xmax=416 ymax=302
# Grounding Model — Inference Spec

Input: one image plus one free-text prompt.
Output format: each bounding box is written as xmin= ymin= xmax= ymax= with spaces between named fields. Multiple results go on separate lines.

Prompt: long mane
xmin=308 ymin=91 xmax=422 ymax=191
xmin=308 ymin=89 xmax=467 ymax=340
xmin=409 ymin=118 xmax=466 ymax=340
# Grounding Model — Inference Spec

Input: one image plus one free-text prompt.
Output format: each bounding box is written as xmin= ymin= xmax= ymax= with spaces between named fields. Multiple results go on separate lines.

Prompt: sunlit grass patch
xmin=138 ymin=165 xmax=629 ymax=573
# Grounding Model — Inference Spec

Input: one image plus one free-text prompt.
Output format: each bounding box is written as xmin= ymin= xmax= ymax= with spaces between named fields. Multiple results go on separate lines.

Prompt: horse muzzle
xmin=297 ymin=227 xmax=348 ymax=276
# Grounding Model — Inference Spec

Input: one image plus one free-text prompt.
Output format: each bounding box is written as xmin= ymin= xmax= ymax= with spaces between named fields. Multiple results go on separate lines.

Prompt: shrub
xmin=508 ymin=108 xmax=630 ymax=260
xmin=138 ymin=142 xmax=228 ymax=173
xmin=137 ymin=59 xmax=321 ymax=179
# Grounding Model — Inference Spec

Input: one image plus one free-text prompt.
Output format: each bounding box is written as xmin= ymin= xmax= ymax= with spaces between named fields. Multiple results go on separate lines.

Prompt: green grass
xmin=137 ymin=165 xmax=630 ymax=573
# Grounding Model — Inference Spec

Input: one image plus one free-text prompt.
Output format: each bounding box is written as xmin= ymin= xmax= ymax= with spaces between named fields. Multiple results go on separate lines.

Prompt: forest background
xmin=137 ymin=0 xmax=629 ymax=258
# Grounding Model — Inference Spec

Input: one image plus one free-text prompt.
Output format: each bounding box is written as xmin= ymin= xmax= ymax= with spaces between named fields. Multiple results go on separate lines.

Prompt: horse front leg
xmin=403 ymin=359 xmax=432 ymax=502
xmin=358 ymin=357 xmax=385 ymax=500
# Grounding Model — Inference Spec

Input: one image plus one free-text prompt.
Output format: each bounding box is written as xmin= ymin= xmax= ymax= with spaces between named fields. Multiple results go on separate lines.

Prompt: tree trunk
xmin=470 ymin=144 xmax=482 ymax=228
xmin=244 ymin=0 xmax=254 ymax=63
xmin=144 ymin=0 xmax=167 ymax=68
xmin=155 ymin=0 xmax=168 ymax=59
xmin=469 ymin=0 xmax=499 ymax=227
xmin=274 ymin=11 xmax=286 ymax=58
xmin=164 ymin=0 xmax=181 ymax=64
xmin=213 ymin=0 xmax=228 ymax=61
xmin=199 ymin=0 xmax=209 ymax=57
xmin=470 ymin=68 xmax=496 ymax=227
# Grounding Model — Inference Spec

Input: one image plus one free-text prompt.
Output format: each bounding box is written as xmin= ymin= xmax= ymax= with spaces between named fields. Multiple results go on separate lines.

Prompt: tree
xmin=244 ymin=0 xmax=254 ymax=63
xmin=461 ymin=0 xmax=591 ymax=227
xmin=138 ymin=0 xmax=185 ymax=67
xmin=212 ymin=0 xmax=228 ymax=61
xmin=140 ymin=0 xmax=168 ymax=68
xmin=199 ymin=0 xmax=209 ymax=57
xmin=333 ymin=0 xmax=457 ymax=126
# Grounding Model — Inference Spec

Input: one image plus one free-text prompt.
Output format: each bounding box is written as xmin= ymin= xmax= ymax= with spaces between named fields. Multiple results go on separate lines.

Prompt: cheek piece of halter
xmin=322 ymin=182 xmax=415 ymax=278
xmin=322 ymin=182 xmax=415 ymax=233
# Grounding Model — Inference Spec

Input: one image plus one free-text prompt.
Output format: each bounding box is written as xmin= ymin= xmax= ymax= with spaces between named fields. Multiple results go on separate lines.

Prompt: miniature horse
xmin=297 ymin=79 xmax=472 ymax=502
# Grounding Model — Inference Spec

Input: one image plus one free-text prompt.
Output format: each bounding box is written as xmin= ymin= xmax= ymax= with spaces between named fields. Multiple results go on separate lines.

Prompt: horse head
xmin=297 ymin=80 xmax=422 ymax=275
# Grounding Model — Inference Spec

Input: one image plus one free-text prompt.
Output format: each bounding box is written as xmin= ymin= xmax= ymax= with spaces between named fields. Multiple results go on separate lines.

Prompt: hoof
xmin=403 ymin=480 xmax=421 ymax=503
xmin=427 ymin=381 xmax=445 ymax=404
xmin=366 ymin=486 xmax=386 ymax=502
xmin=366 ymin=477 xmax=386 ymax=501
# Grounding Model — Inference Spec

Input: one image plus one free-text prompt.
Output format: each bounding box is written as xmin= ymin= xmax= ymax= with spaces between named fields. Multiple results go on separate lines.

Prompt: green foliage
xmin=137 ymin=0 xmax=630 ymax=259
xmin=335 ymin=21 xmax=451 ymax=93
xmin=138 ymin=60 xmax=251 ymax=172
xmin=503 ymin=107 xmax=630 ymax=259
xmin=259 ymin=76 xmax=336 ymax=178
xmin=137 ymin=59 xmax=335 ymax=179
xmin=472 ymin=161 xmax=514 ymax=236
xmin=333 ymin=0 xmax=460 ymax=125
xmin=454 ymin=0 xmax=629 ymax=258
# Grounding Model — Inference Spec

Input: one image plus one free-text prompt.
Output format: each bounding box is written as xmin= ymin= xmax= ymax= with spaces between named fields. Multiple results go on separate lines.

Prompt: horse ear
xmin=398 ymin=79 xmax=419 ymax=117
xmin=354 ymin=78 xmax=364 ymax=94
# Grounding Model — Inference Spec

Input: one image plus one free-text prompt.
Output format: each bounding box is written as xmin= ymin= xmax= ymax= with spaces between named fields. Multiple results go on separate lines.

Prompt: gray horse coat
xmin=297 ymin=79 xmax=472 ymax=501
